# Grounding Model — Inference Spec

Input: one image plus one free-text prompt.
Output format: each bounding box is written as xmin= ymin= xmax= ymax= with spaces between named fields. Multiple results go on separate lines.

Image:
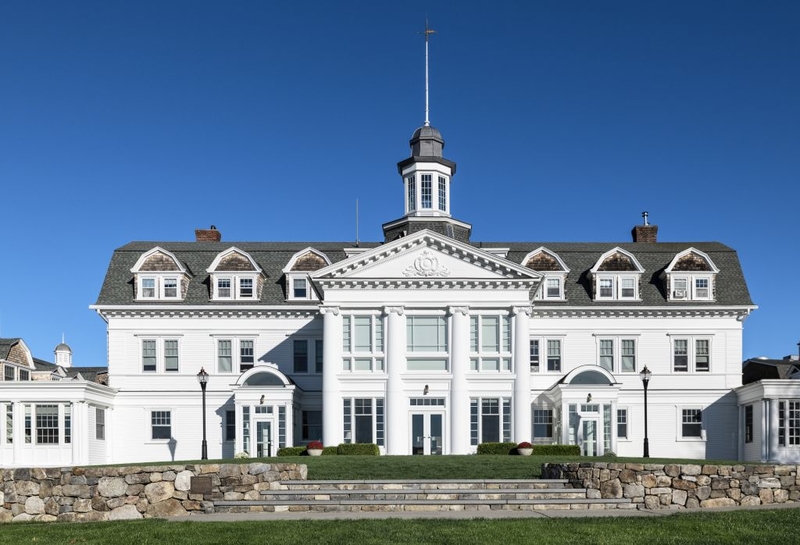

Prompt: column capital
xmin=385 ymin=306 xmax=405 ymax=316
xmin=320 ymin=306 xmax=340 ymax=316
xmin=512 ymin=305 xmax=532 ymax=317
xmin=448 ymin=306 xmax=469 ymax=316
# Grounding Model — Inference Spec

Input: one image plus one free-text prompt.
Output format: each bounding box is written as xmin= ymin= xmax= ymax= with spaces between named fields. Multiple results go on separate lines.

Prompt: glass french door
xmin=581 ymin=420 xmax=598 ymax=456
xmin=411 ymin=412 xmax=444 ymax=455
xmin=256 ymin=421 xmax=273 ymax=458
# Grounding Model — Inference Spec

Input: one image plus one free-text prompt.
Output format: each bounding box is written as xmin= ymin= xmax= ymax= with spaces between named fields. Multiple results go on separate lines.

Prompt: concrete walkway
xmin=164 ymin=501 xmax=800 ymax=522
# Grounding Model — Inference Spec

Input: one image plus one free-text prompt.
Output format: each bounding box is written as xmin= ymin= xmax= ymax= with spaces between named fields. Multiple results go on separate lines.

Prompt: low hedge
xmin=534 ymin=444 xmax=581 ymax=456
xmin=477 ymin=442 xmax=517 ymax=455
xmin=337 ymin=443 xmax=380 ymax=455
xmin=277 ymin=446 xmax=305 ymax=456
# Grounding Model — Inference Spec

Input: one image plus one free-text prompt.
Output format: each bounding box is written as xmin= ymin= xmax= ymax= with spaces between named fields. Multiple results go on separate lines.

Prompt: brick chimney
xmin=195 ymin=225 xmax=221 ymax=242
xmin=632 ymin=212 xmax=658 ymax=243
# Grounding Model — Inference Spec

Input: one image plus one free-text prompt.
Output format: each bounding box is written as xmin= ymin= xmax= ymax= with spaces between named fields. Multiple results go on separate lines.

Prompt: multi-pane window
xmin=530 ymin=340 xmax=540 ymax=372
xmin=302 ymin=410 xmax=322 ymax=441
xmin=163 ymin=277 xmax=178 ymax=298
xmin=142 ymin=340 xmax=157 ymax=372
xmin=407 ymin=316 xmax=447 ymax=352
xmin=217 ymin=278 xmax=232 ymax=298
xmin=681 ymin=409 xmax=703 ymax=438
xmin=293 ymin=278 xmax=307 ymax=298
xmin=546 ymin=278 xmax=561 ymax=298
xmin=533 ymin=409 xmax=553 ymax=439
xmin=695 ymin=340 xmax=710 ymax=372
xmin=673 ymin=340 xmax=689 ymax=372
xmin=36 ymin=405 xmax=59 ymax=444
xmin=470 ymin=315 xmax=512 ymax=372
xmin=596 ymin=275 xmax=638 ymax=300
xmin=779 ymin=401 xmax=800 ymax=446
xmin=621 ymin=278 xmax=635 ymax=298
xmin=96 ymin=407 xmax=105 ymax=440
xmin=343 ymin=315 xmax=384 ymax=371
xmin=744 ymin=404 xmax=753 ymax=444
xmin=672 ymin=337 xmax=711 ymax=372
xmin=164 ymin=340 xmax=179 ymax=372
xmin=218 ymin=340 xmax=232 ymax=373
xmin=141 ymin=277 xmax=156 ymax=298
xmin=239 ymin=278 xmax=253 ymax=298
xmin=4 ymin=365 xmax=15 ymax=381
xmin=438 ymin=176 xmax=447 ymax=211
xmin=599 ymin=278 xmax=613 ymax=298
xmin=421 ymin=174 xmax=432 ymax=208
xmin=240 ymin=340 xmax=254 ymax=371
xmin=470 ymin=397 xmax=512 ymax=445
xmin=547 ymin=340 xmax=561 ymax=372
xmin=294 ymin=340 xmax=308 ymax=373
xmin=151 ymin=410 xmax=171 ymax=440
xmin=406 ymin=175 xmax=416 ymax=211
xmin=617 ymin=408 xmax=628 ymax=439
xmin=695 ymin=278 xmax=709 ymax=299
xmin=597 ymin=338 xmax=636 ymax=373
xmin=19 ymin=369 xmax=30 ymax=381
xmin=343 ymin=398 xmax=384 ymax=445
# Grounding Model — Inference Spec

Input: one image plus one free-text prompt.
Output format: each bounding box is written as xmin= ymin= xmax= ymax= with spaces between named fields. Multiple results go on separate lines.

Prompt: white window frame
xmin=139 ymin=337 xmax=182 ymax=373
xmin=286 ymin=273 xmax=318 ymax=301
xmin=95 ymin=407 xmax=106 ymax=440
xmin=533 ymin=408 xmax=553 ymax=442
xmin=149 ymin=409 xmax=172 ymax=442
xmin=677 ymin=407 xmax=704 ymax=441
xmin=670 ymin=335 xmax=712 ymax=373
xmin=136 ymin=274 xmax=182 ymax=301
xmin=469 ymin=314 xmax=512 ymax=373
xmin=595 ymin=274 xmax=640 ymax=301
xmin=211 ymin=273 xmax=258 ymax=300
xmin=342 ymin=314 xmax=384 ymax=373
xmin=669 ymin=274 xmax=714 ymax=302
xmin=594 ymin=336 xmax=638 ymax=373
xmin=529 ymin=336 xmax=565 ymax=373
xmin=778 ymin=400 xmax=800 ymax=447
xmin=214 ymin=337 xmax=257 ymax=373
xmin=617 ymin=407 xmax=629 ymax=440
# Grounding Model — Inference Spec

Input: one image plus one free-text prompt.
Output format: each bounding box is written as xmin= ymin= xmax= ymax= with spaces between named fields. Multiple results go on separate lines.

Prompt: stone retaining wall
xmin=543 ymin=462 xmax=800 ymax=510
xmin=1 ymin=463 xmax=305 ymax=523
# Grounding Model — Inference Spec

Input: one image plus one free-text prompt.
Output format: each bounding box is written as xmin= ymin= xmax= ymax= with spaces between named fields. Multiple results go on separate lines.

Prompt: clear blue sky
xmin=1 ymin=1 xmax=798 ymax=366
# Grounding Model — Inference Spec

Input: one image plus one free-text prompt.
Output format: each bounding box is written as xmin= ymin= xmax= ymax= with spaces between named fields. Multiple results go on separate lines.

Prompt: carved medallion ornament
xmin=403 ymin=250 xmax=451 ymax=277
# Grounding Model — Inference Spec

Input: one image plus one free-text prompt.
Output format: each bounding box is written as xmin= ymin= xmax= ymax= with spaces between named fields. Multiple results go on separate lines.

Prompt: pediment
xmin=312 ymin=231 xmax=540 ymax=283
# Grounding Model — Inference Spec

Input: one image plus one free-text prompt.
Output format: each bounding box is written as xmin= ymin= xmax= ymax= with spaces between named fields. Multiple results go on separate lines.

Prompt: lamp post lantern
xmin=640 ymin=366 xmax=651 ymax=458
xmin=196 ymin=367 xmax=209 ymax=460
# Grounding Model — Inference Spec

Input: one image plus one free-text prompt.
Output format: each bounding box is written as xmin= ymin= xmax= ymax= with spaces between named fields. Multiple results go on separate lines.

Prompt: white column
xmin=449 ymin=306 xmax=470 ymax=454
xmin=385 ymin=306 xmax=406 ymax=455
xmin=768 ymin=398 xmax=780 ymax=462
xmin=321 ymin=306 xmax=343 ymax=447
xmin=512 ymin=306 xmax=532 ymax=443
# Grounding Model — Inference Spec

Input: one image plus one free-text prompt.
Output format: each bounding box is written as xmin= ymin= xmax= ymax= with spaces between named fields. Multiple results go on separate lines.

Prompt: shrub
xmin=477 ymin=442 xmax=517 ymax=455
xmin=234 ymin=451 xmax=250 ymax=459
xmin=533 ymin=444 xmax=581 ymax=456
xmin=307 ymin=440 xmax=324 ymax=450
xmin=277 ymin=446 xmax=305 ymax=456
xmin=322 ymin=446 xmax=339 ymax=456
xmin=337 ymin=443 xmax=380 ymax=456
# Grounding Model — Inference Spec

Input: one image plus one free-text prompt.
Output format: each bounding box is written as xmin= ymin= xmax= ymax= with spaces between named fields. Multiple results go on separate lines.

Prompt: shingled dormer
xmin=589 ymin=247 xmax=644 ymax=301
xmin=663 ymin=248 xmax=719 ymax=302
xmin=131 ymin=247 xmax=191 ymax=301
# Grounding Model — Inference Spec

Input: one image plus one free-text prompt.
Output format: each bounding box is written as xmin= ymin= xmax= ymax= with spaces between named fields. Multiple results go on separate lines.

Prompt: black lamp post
xmin=196 ymin=367 xmax=209 ymax=460
xmin=640 ymin=365 xmax=651 ymax=458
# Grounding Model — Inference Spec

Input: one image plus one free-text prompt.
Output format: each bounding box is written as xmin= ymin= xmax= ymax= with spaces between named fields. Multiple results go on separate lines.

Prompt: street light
xmin=639 ymin=365 xmax=651 ymax=458
xmin=196 ymin=367 xmax=209 ymax=460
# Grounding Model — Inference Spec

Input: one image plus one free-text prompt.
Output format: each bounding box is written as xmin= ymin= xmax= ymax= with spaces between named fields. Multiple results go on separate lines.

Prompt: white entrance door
xmin=255 ymin=421 xmax=273 ymax=457
xmin=581 ymin=419 xmax=599 ymax=456
xmin=411 ymin=412 xmax=444 ymax=455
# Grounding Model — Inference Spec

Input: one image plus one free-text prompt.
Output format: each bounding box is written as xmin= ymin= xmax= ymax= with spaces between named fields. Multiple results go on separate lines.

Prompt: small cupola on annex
xmin=523 ymin=247 xmax=570 ymax=301
xmin=206 ymin=247 xmax=264 ymax=301
xmin=589 ymin=247 xmax=645 ymax=301
xmin=131 ymin=247 xmax=191 ymax=301
xmin=662 ymin=248 xmax=719 ymax=302
xmin=282 ymin=248 xmax=331 ymax=302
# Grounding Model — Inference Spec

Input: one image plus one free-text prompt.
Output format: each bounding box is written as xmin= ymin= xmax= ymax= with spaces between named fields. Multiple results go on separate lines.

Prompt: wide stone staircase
xmin=213 ymin=478 xmax=635 ymax=514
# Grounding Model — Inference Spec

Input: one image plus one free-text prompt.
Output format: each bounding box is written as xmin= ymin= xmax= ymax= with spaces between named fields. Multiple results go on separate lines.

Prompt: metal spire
xmin=419 ymin=20 xmax=436 ymax=127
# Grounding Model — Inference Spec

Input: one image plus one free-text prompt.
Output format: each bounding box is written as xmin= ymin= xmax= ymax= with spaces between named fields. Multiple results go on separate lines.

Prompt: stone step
xmin=278 ymin=479 xmax=570 ymax=490
xmin=259 ymin=488 xmax=589 ymax=500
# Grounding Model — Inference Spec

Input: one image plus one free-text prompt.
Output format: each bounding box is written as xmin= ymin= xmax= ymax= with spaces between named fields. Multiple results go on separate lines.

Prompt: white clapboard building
xmin=3 ymin=117 xmax=771 ymax=467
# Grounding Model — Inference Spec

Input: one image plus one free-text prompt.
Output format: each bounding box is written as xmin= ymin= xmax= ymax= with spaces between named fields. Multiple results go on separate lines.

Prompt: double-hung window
xmin=141 ymin=338 xmax=180 ymax=373
xmin=213 ymin=274 xmax=257 ymax=300
xmin=533 ymin=408 xmax=553 ymax=440
xmin=96 ymin=407 xmax=106 ymax=440
xmin=681 ymin=408 xmax=703 ymax=438
xmin=596 ymin=337 xmax=637 ymax=373
xmin=595 ymin=275 xmax=639 ymax=300
xmin=216 ymin=338 xmax=257 ymax=373
xmin=744 ymin=405 xmax=753 ymax=444
xmin=142 ymin=340 xmax=157 ymax=372
xmin=530 ymin=340 xmax=540 ymax=372
xmin=151 ymin=410 xmax=171 ymax=440
xmin=671 ymin=336 xmax=712 ymax=373
xmin=164 ymin=340 xmax=179 ymax=372
xmin=617 ymin=408 xmax=628 ymax=440
xmin=547 ymin=339 xmax=562 ymax=372
xmin=421 ymin=174 xmax=432 ymax=209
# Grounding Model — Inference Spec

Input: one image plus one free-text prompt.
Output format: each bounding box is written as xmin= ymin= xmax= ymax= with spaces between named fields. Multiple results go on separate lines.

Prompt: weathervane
xmin=419 ymin=20 xmax=436 ymax=127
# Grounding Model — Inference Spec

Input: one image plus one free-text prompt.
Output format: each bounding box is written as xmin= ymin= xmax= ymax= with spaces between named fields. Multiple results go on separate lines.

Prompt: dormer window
xmin=590 ymin=248 xmax=644 ymax=302
xmin=283 ymin=248 xmax=331 ymax=302
xmin=523 ymin=247 xmax=569 ymax=302
xmin=663 ymin=248 xmax=718 ymax=302
xmin=131 ymin=248 xmax=189 ymax=302
xmin=207 ymin=248 xmax=263 ymax=301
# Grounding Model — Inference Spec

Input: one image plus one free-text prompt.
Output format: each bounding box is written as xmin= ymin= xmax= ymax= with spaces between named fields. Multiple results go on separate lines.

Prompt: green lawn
xmin=1 ymin=509 xmax=798 ymax=544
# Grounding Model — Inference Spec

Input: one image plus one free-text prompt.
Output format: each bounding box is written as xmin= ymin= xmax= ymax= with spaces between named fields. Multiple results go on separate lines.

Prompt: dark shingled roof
xmin=0 ymin=338 xmax=22 ymax=360
xmin=742 ymin=358 xmax=800 ymax=384
xmin=94 ymin=239 xmax=753 ymax=308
